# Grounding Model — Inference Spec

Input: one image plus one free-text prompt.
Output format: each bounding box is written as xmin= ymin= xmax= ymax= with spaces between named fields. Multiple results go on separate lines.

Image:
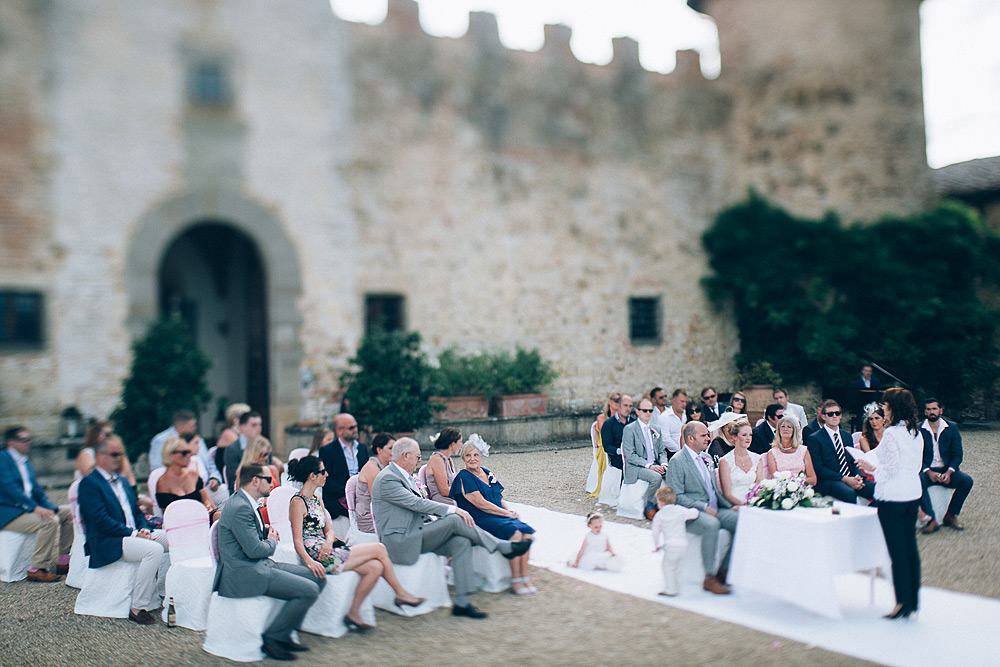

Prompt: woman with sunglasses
xmin=155 ymin=436 xmax=219 ymax=522
xmin=685 ymin=403 xmax=704 ymax=424
xmin=596 ymin=392 xmax=622 ymax=433
xmin=727 ymin=392 xmax=748 ymax=416
xmin=287 ymin=455 xmax=425 ymax=631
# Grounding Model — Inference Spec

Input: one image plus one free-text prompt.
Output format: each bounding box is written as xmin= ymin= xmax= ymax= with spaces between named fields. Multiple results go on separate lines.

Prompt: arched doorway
xmin=158 ymin=222 xmax=269 ymax=435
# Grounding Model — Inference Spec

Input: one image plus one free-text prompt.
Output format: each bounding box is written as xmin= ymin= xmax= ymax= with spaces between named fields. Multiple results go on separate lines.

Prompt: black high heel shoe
xmin=343 ymin=614 xmax=373 ymax=633
xmin=884 ymin=604 xmax=906 ymax=619
xmin=394 ymin=596 xmax=426 ymax=608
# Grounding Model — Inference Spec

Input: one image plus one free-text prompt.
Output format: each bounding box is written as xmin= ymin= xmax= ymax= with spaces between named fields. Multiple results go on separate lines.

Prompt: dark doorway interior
xmin=158 ymin=222 xmax=269 ymax=437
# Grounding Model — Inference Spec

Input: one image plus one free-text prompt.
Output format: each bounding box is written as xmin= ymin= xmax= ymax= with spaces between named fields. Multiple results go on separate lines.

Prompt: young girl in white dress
xmin=570 ymin=512 xmax=623 ymax=571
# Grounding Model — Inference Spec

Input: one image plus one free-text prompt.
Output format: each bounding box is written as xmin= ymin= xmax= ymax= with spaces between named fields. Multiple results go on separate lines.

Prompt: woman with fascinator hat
xmin=858 ymin=402 xmax=886 ymax=452
xmin=449 ymin=434 xmax=537 ymax=595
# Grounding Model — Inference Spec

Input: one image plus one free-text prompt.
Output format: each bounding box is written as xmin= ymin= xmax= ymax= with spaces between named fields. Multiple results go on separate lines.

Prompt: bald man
xmin=318 ymin=413 xmax=369 ymax=535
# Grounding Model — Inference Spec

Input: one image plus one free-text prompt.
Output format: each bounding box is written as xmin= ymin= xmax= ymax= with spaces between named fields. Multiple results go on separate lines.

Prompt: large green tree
xmin=702 ymin=193 xmax=1000 ymax=410
xmin=111 ymin=318 xmax=212 ymax=461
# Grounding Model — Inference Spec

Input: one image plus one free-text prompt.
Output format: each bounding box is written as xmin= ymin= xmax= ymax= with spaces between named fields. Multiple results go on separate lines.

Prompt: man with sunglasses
xmin=78 ymin=437 xmax=170 ymax=624
xmin=215 ymin=462 xmax=324 ymax=660
xmin=805 ymin=400 xmax=874 ymax=503
xmin=621 ymin=399 xmax=667 ymax=519
xmin=699 ymin=387 xmax=728 ymax=423
xmin=1 ymin=426 xmax=74 ymax=582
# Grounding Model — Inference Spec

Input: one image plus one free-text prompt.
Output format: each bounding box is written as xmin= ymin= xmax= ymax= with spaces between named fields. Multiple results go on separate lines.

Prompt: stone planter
xmin=431 ymin=395 xmax=489 ymax=421
xmin=489 ymin=393 xmax=549 ymax=418
xmin=743 ymin=384 xmax=774 ymax=425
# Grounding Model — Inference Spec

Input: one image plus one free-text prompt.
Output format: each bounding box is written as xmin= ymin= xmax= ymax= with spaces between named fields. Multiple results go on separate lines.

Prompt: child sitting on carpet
xmin=570 ymin=512 xmax=622 ymax=571
xmin=652 ymin=486 xmax=698 ymax=596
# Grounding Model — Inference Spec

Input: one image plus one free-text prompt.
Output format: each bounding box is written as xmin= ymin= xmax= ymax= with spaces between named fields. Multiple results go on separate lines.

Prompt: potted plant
xmin=734 ymin=360 xmax=783 ymax=422
xmin=428 ymin=348 xmax=491 ymax=420
xmin=339 ymin=330 xmax=435 ymax=433
xmin=488 ymin=348 xmax=557 ymax=417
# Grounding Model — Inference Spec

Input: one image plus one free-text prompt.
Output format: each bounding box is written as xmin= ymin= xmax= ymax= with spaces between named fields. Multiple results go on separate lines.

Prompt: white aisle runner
xmin=513 ymin=503 xmax=1000 ymax=667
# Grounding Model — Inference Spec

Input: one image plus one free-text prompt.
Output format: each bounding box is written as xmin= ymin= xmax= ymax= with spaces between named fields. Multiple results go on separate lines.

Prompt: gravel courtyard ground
xmin=1 ymin=429 xmax=993 ymax=667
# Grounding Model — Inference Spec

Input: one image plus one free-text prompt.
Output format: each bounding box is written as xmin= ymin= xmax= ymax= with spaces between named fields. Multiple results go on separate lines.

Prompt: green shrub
xmin=489 ymin=347 xmax=557 ymax=396
xmin=428 ymin=348 xmax=494 ymax=398
xmin=340 ymin=330 xmax=435 ymax=433
xmin=110 ymin=318 xmax=212 ymax=462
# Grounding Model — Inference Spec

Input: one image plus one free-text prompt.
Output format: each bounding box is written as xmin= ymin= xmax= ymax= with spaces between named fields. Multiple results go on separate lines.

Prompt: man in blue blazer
xmin=1 ymin=426 xmax=73 ymax=582
xmin=918 ymin=398 xmax=974 ymax=533
xmin=78 ymin=437 xmax=169 ymax=625
xmin=805 ymin=400 xmax=874 ymax=503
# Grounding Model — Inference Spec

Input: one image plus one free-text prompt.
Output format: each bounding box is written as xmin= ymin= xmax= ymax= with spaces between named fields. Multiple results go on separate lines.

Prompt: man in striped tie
xmin=805 ymin=400 xmax=875 ymax=503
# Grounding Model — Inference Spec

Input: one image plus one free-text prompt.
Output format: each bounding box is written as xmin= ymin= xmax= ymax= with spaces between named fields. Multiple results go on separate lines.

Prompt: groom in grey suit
xmin=664 ymin=420 xmax=738 ymax=595
xmin=622 ymin=398 xmax=668 ymax=519
xmin=214 ymin=463 xmax=324 ymax=661
xmin=371 ymin=438 xmax=530 ymax=619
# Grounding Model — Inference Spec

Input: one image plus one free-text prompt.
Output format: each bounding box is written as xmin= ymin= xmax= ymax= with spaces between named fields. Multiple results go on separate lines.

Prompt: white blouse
xmin=873 ymin=423 xmax=923 ymax=502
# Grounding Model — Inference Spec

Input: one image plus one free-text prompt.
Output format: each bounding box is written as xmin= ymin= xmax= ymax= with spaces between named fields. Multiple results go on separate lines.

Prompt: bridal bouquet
xmin=746 ymin=471 xmax=830 ymax=510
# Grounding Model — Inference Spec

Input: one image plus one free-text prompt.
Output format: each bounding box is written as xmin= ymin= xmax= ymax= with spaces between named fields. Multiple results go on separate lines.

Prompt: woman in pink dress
xmin=766 ymin=416 xmax=817 ymax=485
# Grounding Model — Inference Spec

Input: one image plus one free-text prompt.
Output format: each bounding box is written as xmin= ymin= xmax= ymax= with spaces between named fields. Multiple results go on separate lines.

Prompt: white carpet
xmin=514 ymin=503 xmax=1000 ymax=667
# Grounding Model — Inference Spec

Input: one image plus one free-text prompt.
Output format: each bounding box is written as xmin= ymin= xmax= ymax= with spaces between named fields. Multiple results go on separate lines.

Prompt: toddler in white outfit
xmin=571 ymin=512 xmax=623 ymax=571
xmin=652 ymin=486 xmax=698 ymax=596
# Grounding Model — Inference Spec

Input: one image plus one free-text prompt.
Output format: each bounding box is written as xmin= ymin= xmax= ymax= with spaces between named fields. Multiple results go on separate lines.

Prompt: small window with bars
xmin=188 ymin=61 xmax=231 ymax=107
xmin=629 ymin=296 xmax=661 ymax=345
xmin=365 ymin=294 xmax=405 ymax=334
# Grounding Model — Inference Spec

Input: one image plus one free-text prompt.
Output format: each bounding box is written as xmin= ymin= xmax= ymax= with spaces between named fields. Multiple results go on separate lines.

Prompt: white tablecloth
xmin=728 ymin=502 xmax=890 ymax=619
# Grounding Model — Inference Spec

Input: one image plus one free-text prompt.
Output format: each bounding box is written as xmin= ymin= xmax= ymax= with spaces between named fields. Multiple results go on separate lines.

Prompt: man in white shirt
xmin=621 ymin=398 xmax=668 ymax=518
xmin=772 ymin=387 xmax=808 ymax=429
xmin=0 ymin=426 xmax=73 ymax=582
xmin=661 ymin=389 xmax=688 ymax=457
xmin=225 ymin=411 xmax=263 ymax=493
xmin=78 ymin=437 xmax=169 ymax=625
xmin=918 ymin=398 xmax=974 ymax=533
xmin=149 ymin=410 xmax=225 ymax=505
xmin=649 ymin=387 xmax=669 ymax=434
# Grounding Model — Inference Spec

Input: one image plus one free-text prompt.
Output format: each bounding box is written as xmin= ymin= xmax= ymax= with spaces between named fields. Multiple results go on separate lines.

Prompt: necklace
xmin=779 ymin=442 xmax=795 ymax=452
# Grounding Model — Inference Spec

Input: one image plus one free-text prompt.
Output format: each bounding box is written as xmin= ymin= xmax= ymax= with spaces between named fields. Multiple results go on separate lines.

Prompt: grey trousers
xmin=684 ymin=508 xmax=738 ymax=575
xmin=632 ymin=467 xmax=665 ymax=506
xmin=262 ymin=562 xmax=325 ymax=644
xmin=420 ymin=514 xmax=505 ymax=597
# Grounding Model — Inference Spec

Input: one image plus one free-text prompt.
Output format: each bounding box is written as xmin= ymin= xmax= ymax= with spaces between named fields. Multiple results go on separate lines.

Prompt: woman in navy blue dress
xmin=450 ymin=437 xmax=536 ymax=595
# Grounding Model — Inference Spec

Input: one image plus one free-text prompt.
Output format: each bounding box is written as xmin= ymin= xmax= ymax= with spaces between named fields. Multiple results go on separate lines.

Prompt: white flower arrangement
xmin=429 ymin=432 xmax=441 ymax=446
xmin=747 ymin=471 xmax=829 ymax=510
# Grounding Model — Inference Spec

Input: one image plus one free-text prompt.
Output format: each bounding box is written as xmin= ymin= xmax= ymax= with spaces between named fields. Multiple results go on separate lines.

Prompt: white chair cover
xmin=471 ymin=545 xmax=512 ymax=593
xmin=208 ymin=520 xmax=220 ymax=562
xmin=280 ymin=448 xmax=314 ymax=485
xmin=596 ymin=466 xmax=622 ymax=507
xmin=74 ymin=559 xmax=141 ymax=618
xmin=927 ymin=485 xmax=955 ymax=523
xmin=344 ymin=474 xmax=378 ymax=545
xmin=265 ymin=486 xmax=299 ymax=563
xmin=161 ymin=500 xmax=213 ymax=630
xmin=0 ymin=531 xmax=36 ymax=582
xmin=684 ymin=529 xmax=733 ymax=583
xmin=585 ymin=421 xmax=601 ymax=493
xmin=851 ymin=432 xmax=863 ymax=447
xmin=203 ymin=593 xmax=299 ymax=662
xmin=617 ymin=480 xmax=649 ymax=520
xmin=147 ymin=467 xmax=167 ymax=518
xmin=370 ymin=553 xmax=451 ymax=616
xmin=287 ymin=448 xmax=311 ymax=462
xmin=65 ymin=479 xmax=89 ymax=588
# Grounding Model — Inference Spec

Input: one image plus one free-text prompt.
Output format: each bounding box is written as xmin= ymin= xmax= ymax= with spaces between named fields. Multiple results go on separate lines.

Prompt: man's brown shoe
xmin=921 ymin=519 xmax=940 ymax=534
xmin=943 ymin=513 xmax=964 ymax=530
xmin=703 ymin=575 xmax=731 ymax=595
xmin=128 ymin=609 xmax=156 ymax=625
xmin=644 ymin=508 xmax=657 ymax=521
xmin=27 ymin=569 xmax=60 ymax=582
xmin=56 ymin=563 xmax=70 ymax=575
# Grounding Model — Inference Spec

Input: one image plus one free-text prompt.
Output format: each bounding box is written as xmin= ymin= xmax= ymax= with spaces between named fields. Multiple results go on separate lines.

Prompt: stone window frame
xmin=364 ymin=294 xmax=406 ymax=334
xmin=628 ymin=295 xmax=661 ymax=346
xmin=0 ymin=289 xmax=45 ymax=350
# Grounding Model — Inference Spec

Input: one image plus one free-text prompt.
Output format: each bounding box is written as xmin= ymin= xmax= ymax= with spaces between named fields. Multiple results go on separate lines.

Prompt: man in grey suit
xmin=664 ymin=421 xmax=738 ymax=595
xmin=622 ymin=398 xmax=667 ymax=520
xmin=214 ymin=463 xmax=324 ymax=662
xmin=371 ymin=438 xmax=530 ymax=619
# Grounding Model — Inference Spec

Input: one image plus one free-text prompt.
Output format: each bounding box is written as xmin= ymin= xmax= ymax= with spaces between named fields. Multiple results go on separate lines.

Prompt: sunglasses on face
xmin=255 ymin=475 xmax=272 ymax=484
xmin=703 ymin=394 xmax=716 ymax=400
xmin=732 ymin=397 xmax=745 ymax=403
xmin=107 ymin=452 xmax=124 ymax=458
xmin=637 ymin=408 xmax=653 ymax=413
xmin=174 ymin=450 xmax=194 ymax=457
xmin=825 ymin=411 xmax=842 ymax=417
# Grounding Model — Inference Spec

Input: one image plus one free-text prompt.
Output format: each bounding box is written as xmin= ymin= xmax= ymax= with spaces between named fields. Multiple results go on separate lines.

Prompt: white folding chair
xmin=146 ymin=467 xmax=167 ymax=518
xmin=370 ymin=553 xmax=451 ymax=616
xmin=470 ymin=546 xmax=512 ymax=593
xmin=616 ymin=479 xmax=649 ymax=520
xmin=596 ymin=466 xmax=622 ymax=508
xmin=287 ymin=448 xmax=310 ymax=462
xmin=65 ymin=479 xmax=89 ymax=588
xmin=161 ymin=500 xmax=214 ymax=630
xmin=280 ymin=448 xmax=313 ymax=486
xmin=0 ymin=531 xmax=36 ymax=582
xmin=203 ymin=594 xmax=299 ymax=662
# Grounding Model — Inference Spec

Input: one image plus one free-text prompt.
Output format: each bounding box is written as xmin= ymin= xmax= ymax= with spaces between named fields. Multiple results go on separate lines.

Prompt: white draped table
xmin=728 ymin=502 xmax=891 ymax=619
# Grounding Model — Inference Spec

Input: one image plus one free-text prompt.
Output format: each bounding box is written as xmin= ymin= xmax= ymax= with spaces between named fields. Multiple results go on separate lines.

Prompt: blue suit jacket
xmin=806 ymin=427 xmax=862 ymax=483
xmin=78 ymin=469 xmax=149 ymax=568
xmin=921 ymin=420 xmax=963 ymax=472
xmin=0 ymin=449 xmax=57 ymax=529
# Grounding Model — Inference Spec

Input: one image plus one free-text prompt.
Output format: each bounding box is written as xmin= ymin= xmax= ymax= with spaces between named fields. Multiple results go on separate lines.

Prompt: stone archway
xmin=125 ymin=191 xmax=303 ymax=445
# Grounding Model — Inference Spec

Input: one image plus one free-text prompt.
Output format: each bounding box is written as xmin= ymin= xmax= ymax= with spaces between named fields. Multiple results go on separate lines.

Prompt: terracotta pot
xmin=743 ymin=384 xmax=773 ymax=425
xmin=431 ymin=395 xmax=489 ymax=421
xmin=489 ymin=393 xmax=549 ymax=417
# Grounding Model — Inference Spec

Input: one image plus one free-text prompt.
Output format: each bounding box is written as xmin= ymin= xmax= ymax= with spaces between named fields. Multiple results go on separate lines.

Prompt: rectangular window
xmin=0 ymin=290 xmax=44 ymax=348
xmin=629 ymin=296 xmax=661 ymax=345
xmin=188 ymin=61 xmax=231 ymax=106
xmin=364 ymin=294 xmax=405 ymax=334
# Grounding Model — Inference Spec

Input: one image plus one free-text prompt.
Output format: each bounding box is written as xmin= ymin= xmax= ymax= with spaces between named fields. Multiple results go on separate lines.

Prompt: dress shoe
xmin=394 ymin=596 xmax=426 ymax=608
xmin=915 ymin=515 xmax=931 ymax=530
xmin=56 ymin=563 xmax=70 ymax=575
xmin=27 ymin=569 xmax=61 ymax=583
xmin=503 ymin=539 xmax=532 ymax=560
xmin=921 ymin=519 xmax=940 ymax=534
xmin=343 ymin=614 xmax=374 ymax=633
xmin=703 ymin=575 xmax=731 ymax=595
xmin=452 ymin=604 xmax=488 ymax=619
xmin=261 ymin=641 xmax=296 ymax=661
xmin=943 ymin=513 xmax=964 ymax=530
xmin=128 ymin=609 xmax=156 ymax=625
xmin=276 ymin=639 xmax=309 ymax=653
xmin=644 ymin=507 xmax=657 ymax=521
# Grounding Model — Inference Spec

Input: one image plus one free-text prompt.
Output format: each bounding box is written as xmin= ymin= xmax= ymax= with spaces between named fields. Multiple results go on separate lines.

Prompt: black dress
xmin=155 ymin=476 xmax=205 ymax=512
xmin=708 ymin=437 xmax=734 ymax=465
